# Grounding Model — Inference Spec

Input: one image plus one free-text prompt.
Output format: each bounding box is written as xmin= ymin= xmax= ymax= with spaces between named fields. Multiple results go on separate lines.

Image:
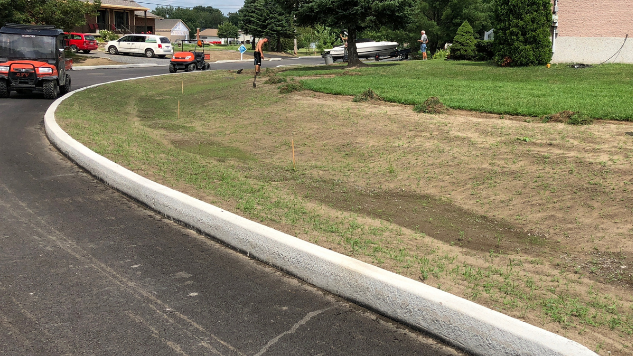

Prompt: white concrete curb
xmin=44 ymin=77 xmax=597 ymax=356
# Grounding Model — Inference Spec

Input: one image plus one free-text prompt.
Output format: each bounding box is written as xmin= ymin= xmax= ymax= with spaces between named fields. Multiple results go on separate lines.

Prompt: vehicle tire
xmin=60 ymin=74 xmax=71 ymax=95
xmin=158 ymin=55 xmax=166 ymax=58
xmin=145 ymin=49 xmax=155 ymax=58
xmin=43 ymin=80 xmax=59 ymax=100
xmin=187 ymin=63 xmax=196 ymax=72
xmin=82 ymin=50 xmax=91 ymax=54
xmin=0 ymin=79 xmax=10 ymax=98
xmin=205 ymin=63 xmax=210 ymax=70
xmin=108 ymin=46 xmax=118 ymax=55
xmin=169 ymin=64 xmax=176 ymax=73
xmin=70 ymin=45 xmax=78 ymax=53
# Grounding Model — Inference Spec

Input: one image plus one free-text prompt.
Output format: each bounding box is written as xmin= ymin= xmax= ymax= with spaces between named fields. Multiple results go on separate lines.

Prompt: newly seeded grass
xmin=56 ymin=66 xmax=633 ymax=353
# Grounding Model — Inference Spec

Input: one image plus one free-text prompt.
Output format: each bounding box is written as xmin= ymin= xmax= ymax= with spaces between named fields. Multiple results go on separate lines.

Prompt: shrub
xmin=432 ymin=49 xmax=449 ymax=60
xmin=475 ymin=40 xmax=494 ymax=61
xmin=492 ymin=0 xmax=553 ymax=66
xmin=450 ymin=21 xmax=477 ymax=60
xmin=97 ymin=30 xmax=118 ymax=42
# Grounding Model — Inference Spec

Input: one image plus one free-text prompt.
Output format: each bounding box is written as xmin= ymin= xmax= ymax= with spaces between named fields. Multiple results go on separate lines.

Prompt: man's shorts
xmin=254 ymin=51 xmax=262 ymax=66
xmin=420 ymin=44 xmax=427 ymax=53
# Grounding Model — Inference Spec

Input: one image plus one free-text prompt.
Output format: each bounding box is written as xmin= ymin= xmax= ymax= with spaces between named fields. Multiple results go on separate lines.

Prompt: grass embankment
xmin=56 ymin=61 xmax=633 ymax=354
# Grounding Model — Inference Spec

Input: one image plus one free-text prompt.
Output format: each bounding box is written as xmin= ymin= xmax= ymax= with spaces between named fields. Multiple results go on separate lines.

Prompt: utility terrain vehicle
xmin=169 ymin=39 xmax=211 ymax=73
xmin=0 ymin=24 xmax=72 ymax=99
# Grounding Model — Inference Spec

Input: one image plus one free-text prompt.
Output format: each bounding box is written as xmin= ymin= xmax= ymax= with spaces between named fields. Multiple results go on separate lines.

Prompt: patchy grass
xmin=56 ymin=66 xmax=633 ymax=354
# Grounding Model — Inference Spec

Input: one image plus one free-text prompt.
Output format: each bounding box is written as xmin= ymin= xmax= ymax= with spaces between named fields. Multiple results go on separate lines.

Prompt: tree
xmin=240 ymin=0 xmax=294 ymax=51
xmin=296 ymin=0 xmax=414 ymax=66
xmin=228 ymin=12 xmax=241 ymax=27
xmin=450 ymin=20 xmax=476 ymax=60
xmin=394 ymin=0 xmax=492 ymax=56
xmin=492 ymin=0 xmax=552 ymax=66
xmin=239 ymin=0 xmax=266 ymax=49
xmin=217 ymin=22 xmax=239 ymax=43
xmin=0 ymin=0 xmax=101 ymax=31
xmin=154 ymin=5 xmax=227 ymax=38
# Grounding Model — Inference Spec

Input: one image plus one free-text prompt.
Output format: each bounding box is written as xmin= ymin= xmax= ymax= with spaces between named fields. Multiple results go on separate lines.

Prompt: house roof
xmin=155 ymin=19 xmax=190 ymax=32
xmin=96 ymin=0 xmax=149 ymax=11
xmin=134 ymin=11 xmax=162 ymax=19
xmin=199 ymin=29 xmax=218 ymax=37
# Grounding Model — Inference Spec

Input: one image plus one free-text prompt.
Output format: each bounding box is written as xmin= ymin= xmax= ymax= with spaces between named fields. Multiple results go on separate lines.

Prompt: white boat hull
xmin=326 ymin=41 xmax=399 ymax=60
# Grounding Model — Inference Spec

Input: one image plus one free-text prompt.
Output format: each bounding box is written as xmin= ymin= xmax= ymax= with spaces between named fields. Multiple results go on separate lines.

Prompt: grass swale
xmin=56 ymin=62 xmax=633 ymax=354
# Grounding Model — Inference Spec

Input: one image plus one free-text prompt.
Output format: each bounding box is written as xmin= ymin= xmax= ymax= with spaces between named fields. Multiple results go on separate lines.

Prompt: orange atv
xmin=0 ymin=24 xmax=72 ymax=99
xmin=169 ymin=39 xmax=211 ymax=73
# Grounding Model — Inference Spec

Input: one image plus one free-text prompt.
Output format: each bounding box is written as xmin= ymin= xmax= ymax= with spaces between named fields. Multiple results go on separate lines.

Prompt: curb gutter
xmin=44 ymin=76 xmax=598 ymax=356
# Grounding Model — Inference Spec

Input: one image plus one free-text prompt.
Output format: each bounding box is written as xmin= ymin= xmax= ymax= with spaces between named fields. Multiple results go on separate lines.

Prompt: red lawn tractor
xmin=0 ymin=24 xmax=72 ymax=99
xmin=169 ymin=39 xmax=211 ymax=73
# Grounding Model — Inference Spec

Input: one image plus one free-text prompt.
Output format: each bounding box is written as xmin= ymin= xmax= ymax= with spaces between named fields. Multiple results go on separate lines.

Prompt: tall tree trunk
xmin=346 ymin=27 xmax=364 ymax=67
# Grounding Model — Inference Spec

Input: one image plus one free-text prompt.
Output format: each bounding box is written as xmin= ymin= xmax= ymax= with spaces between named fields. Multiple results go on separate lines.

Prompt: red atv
xmin=0 ymin=24 xmax=72 ymax=99
xmin=169 ymin=39 xmax=211 ymax=73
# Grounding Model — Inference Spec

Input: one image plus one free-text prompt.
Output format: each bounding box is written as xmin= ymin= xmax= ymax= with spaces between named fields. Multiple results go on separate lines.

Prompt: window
xmin=160 ymin=37 xmax=170 ymax=44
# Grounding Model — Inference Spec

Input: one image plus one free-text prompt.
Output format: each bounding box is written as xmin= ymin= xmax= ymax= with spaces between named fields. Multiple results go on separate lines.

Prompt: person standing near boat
xmin=418 ymin=30 xmax=428 ymax=60
xmin=340 ymin=31 xmax=348 ymax=61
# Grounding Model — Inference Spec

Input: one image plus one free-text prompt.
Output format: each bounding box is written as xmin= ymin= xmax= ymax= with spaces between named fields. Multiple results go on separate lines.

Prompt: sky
xmin=134 ymin=0 xmax=245 ymax=15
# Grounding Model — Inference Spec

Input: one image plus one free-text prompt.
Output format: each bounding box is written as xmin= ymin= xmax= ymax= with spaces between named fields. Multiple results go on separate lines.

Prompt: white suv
xmin=106 ymin=34 xmax=173 ymax=58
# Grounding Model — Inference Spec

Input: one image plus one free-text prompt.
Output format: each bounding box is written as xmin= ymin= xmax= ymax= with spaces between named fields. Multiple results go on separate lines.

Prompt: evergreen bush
xmin=450 ymin=21 xmax=477 ymax=60
xmin=475 ymin=40 xmax=494 ymax=61
xmin=493 ymin=0 xmax=553 ymax=66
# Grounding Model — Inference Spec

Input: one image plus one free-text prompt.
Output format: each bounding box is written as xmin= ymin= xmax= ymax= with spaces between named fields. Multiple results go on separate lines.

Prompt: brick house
xmin=551 ymin=0 xmax=633 ymax=63
xmin=74 ymin=0 xmax=155 ymax=34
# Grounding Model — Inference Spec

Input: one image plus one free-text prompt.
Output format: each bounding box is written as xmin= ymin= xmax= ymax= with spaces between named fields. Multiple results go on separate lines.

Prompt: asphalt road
xmin=0 ymin=64 xmax=463 ymax=355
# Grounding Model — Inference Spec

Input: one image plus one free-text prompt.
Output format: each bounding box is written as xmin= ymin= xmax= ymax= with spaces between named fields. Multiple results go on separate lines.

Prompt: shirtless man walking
xmin=253 ymin=37 xmax=269 ymax=88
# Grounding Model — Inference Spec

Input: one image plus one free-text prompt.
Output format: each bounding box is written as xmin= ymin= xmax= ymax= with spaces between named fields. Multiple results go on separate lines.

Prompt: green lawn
xmin=282 ymin=60 xmax=633 ymax=121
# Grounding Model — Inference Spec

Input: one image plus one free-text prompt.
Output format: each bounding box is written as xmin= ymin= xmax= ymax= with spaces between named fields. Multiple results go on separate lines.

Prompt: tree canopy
xmin=217 ymin=21 xmax=239 ymax=42
xmin=240 ymin=0 xmax=294 ymax=51
xmin=153 ymin=6 xmax=227 ymax=38
xmin=295 ymin=0 xmax=414 ymax=65
xmin=0 ymin=0 xmax=101 ymax=31
xmin=492 ymin=0 xmax=552 ymax=66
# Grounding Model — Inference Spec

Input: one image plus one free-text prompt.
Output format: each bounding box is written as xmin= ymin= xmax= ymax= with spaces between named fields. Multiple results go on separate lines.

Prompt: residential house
xmin=73 ymin=0 xmax=150 ymax=34
xmin=551 ymin=0 xmax=633 ymax=63
xmin=155 ymin=19 xmax=190 ymax=42
xmin=199 ymin=28 xmax=221 ymax=43
xmin=134 ymin=11 xmax=162 ymax=34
